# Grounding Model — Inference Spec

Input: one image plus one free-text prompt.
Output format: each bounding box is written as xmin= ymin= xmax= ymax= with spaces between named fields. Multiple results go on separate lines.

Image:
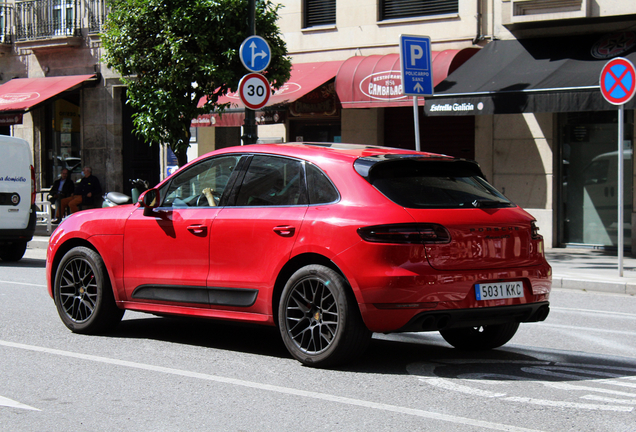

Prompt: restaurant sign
xmin=0 ymin=113 xmax=23 ymax=125
xmin=359 ymin=71 xmax=407 ymax=102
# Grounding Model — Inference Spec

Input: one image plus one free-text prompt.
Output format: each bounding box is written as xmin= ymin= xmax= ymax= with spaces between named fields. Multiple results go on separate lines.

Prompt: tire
xmin=440 ymin=322 xmax=520 ymax=351
xmin=53 ymin=246 xmax=124 ymax=334
xmin=0 ymin=241 xmax=27 ymax=261
xmin=278 ymin=265 xmax=371 ymax=367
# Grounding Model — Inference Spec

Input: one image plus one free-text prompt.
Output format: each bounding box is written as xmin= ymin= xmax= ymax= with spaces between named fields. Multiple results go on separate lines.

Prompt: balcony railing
xmin=1 ymin=3 xmax=13 ymax=44
xmin=13 ymin=0 xmax=108 ymax=42
xmin=86 ymin=0 xmax=107 ymax=34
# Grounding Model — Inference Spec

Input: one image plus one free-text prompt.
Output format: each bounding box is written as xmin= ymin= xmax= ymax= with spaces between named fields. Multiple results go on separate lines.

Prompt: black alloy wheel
xmin=278 ymin=265 xmax=371 ymax=367
xmin=54 ymin=246 xmax=124 ymax=334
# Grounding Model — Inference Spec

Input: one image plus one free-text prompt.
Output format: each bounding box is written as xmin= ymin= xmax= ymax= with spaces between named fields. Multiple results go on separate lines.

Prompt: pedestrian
xmin=48 ymin=168 xmax=74 ymax=222
xmin=55 ymin=166 xmax=102 ymax=222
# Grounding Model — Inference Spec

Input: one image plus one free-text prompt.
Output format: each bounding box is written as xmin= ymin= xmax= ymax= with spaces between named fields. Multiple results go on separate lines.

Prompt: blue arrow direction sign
xmin=240 ymin=35 xmax=271 ymax=73
xmin=399 ymin=35 xmax=433 ymax=96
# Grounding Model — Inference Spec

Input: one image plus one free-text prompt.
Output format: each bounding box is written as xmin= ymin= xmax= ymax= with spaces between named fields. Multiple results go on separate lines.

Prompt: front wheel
xmin=278 ymin=265 xmax=371 ymax=367
xmin=439 ymin=322 xmax=520 ymax=350
xmin=54 ymin=246 xmax=124 ymax=334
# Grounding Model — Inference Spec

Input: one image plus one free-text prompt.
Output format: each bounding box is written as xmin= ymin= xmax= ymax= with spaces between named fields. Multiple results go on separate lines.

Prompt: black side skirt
xmin=131 ymin=285 xmax=258 ymax=308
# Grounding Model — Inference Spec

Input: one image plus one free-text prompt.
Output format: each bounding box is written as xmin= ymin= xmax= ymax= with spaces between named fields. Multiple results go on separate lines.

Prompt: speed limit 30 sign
xmin=238 ymin=73 xmax=271 ymax=110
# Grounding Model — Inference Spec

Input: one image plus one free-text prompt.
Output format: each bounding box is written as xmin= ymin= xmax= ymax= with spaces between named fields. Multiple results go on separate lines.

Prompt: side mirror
xmin=139 ymin=189 xmax=160 ymax=217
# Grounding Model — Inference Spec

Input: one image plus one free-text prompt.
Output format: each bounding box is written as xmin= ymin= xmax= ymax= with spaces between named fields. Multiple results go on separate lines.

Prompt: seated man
xmin=56 ymin=166 xmax=102 ymax=221
xmin=48 ymin=168 xmax=74 ymax=222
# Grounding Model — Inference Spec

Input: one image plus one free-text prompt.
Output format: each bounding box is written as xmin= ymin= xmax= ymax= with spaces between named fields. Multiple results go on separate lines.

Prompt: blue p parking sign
xmin=399 ymin=35 xmax=433 ymax=96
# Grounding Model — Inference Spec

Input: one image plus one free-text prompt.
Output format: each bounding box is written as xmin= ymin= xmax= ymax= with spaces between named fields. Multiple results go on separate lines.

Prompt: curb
xmin=551 ymin=276 xmax=636 ymax=295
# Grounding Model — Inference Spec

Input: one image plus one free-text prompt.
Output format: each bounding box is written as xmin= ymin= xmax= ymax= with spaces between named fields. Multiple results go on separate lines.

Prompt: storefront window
xmin=50 ymin=98 xmax=82 ymax=182
xmin=559 ymin=111 xmax=633 ymax=248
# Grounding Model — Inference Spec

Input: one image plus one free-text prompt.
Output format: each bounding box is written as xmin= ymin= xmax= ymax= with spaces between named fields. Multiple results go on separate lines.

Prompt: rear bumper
xmin=0 ymin=205 xmax=36 ymax=243
xmin=395 ymin=302 xmax=550 ymax=333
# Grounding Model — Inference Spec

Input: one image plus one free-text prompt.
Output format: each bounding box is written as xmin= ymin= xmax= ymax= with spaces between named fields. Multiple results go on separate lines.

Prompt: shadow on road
xmin=101 ymin=314 xmax=636 ymax=385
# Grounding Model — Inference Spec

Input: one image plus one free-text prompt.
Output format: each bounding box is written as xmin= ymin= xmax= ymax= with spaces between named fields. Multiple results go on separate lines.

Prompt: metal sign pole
xmin=413 ymin=96 xmax=421 ymax=152
xmin=242 ymin=0 xmax=257 ymax=145
xmin=599 ymin=57 xmax=636 ymax=276
xmin=618 ymin=103 xmax=624 ymax=277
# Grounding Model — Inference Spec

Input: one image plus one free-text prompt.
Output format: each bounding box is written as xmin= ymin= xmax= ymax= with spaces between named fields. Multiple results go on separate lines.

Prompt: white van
xmin=0 ymin=135 xmax=36 ymax=261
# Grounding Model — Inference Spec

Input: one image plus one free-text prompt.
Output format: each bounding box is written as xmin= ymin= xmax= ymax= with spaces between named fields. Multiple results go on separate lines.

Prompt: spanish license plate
xmin=475 ymin=281 xmax=524 ymax=301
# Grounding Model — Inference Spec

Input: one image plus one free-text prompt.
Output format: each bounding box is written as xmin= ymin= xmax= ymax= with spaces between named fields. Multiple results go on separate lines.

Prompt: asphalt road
xmin=1 ymin=247 xmax=635 ymax=431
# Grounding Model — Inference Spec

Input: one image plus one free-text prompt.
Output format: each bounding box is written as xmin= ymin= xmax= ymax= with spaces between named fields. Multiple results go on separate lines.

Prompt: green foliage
xmin=102 ymin=0 xmax=291 ymax=166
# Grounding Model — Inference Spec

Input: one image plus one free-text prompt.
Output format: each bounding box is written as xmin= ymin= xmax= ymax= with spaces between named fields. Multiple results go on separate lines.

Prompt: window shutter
xmin=304 ymin=0 xmax=336 ymax=28
xmin=380 ymin=0 xmax=458 ymax=21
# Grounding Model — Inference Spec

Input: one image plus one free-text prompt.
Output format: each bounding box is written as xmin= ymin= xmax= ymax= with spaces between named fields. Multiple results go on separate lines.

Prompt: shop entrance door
xmin=560 ymin=112 xmax=633 ymax=248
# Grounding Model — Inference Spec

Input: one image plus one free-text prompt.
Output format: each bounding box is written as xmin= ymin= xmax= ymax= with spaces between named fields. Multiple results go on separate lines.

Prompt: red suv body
xmin=46 ymin=143 xmax=551 ymax=367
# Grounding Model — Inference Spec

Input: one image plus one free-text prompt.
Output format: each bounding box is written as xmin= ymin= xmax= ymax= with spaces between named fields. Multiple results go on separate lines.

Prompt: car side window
xmin=306 ymin=163 xmax=339 ymax=204
xmin=161 ymin=155 xmax=240 ymax=208
xmin=235 ymin=155 xmax=307 ymax=206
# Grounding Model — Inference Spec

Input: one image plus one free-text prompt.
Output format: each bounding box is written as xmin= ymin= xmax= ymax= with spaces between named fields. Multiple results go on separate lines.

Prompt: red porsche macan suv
xmin=46 ymin=143 xmax=551 ymax=367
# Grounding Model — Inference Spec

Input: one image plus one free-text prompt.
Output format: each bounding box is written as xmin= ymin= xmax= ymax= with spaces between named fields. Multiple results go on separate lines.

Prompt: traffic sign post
xmin=240 ymin=35 xmax=271 ymax=73
xmin=399 ymin=35 xmax=433 ymax=152
xmin=238 ymin=73 xmax=271 ymax=110
xmin=599 ymin=57 xmax=636 ymax=276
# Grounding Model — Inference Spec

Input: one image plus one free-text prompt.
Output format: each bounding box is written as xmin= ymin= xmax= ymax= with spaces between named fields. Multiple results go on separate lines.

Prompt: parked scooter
xmin=103 ymin=179 xmax=149 ymax=207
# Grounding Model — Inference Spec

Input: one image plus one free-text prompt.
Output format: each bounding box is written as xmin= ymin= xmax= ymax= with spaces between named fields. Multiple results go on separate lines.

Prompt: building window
xmin=379 ymin=0 xmax=458 ymax=21
xmin=0 ymin=3 xmax=11 ymax=44
xmin=303 ymin=0 xmax=335 ymax=28
xmin=53 ymin=0 xmax=75 ymax=36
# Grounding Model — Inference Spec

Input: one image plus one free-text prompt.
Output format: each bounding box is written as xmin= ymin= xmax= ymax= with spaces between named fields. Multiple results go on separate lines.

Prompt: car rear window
xmin=355 ymin=158 xmax=514 ymax=209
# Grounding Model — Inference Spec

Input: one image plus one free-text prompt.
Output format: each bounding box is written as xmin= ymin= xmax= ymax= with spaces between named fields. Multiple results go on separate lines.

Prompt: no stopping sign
xmin=238 ymin=73 xmax=271 ymax=110
xmin=600 ymin=57 xmax=636 ymax=105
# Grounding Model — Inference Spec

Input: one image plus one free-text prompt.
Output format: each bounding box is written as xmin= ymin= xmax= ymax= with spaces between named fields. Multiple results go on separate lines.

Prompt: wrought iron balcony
xmin=13 ymin=0 xmax=109 ymax=42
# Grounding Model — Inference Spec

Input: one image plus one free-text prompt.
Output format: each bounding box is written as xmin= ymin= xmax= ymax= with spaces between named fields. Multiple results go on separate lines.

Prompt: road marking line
xmin=0 ymin=280 xmax=47 ymax=288
xmin=0 ymin=395 xmax=40 ymax=411
xmin=580 ymin=395 xmax=636 ymax=405
xmin=534 ymin=323 xmax=636 ymax=336
xmin=419 ymin=378 xmax=507 ymax=397
xmin=542 ymin=382 xmax=636 ymax=398
xmin=0 ymin=339 xmax=544 ymax=432
xmin=503 ymin=396 xmax=633 ymax=412
xmin=551 ymin=307 xmax=636 ymax=319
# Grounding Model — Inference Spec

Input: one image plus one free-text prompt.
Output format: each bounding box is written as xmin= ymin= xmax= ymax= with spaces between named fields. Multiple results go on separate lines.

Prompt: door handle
xmin=187 ymin=224 xmax=208 ymax=236
xmin=273 ymin=225 xmax=295 ymax=237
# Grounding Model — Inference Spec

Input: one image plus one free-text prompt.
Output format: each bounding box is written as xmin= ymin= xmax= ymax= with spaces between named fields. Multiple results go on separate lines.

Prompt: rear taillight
xmin=357 ymin=223 xmax=451 ymax=244
xmin=30 ymin=164 xmax=36 ymax=205
xmin=531 ymin=221 xmax=542 ymax=240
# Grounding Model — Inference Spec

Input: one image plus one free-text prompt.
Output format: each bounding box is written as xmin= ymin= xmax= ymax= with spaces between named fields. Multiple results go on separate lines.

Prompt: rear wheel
xmin=278 ymin=265 xmax=371 ymax=367
xmin=440 ymin=322 xmax=519 ymax=350
xmin=54 ymin=246 xmax=124 ymax=334
xmin=0 ymin=241 xmax=27 ymax=261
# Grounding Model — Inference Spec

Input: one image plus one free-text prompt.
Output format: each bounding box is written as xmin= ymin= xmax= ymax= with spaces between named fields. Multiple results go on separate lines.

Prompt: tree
xmin=102 ymin=0 xmax=291 ymax=167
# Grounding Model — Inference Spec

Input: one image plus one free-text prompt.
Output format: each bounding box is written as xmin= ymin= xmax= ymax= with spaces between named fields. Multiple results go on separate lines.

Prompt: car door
xmin=207 ymin=155 xmax=308 ymax=314
xmin=123 ymin=155 xmax=241 ymax=305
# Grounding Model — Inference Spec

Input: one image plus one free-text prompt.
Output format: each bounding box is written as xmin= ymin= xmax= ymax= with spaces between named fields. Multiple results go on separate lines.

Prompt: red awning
xmin=335 ymin=48 xmax=479 ymax=109
xmin=195 ymin=61 xmax=344 ymax=126
xmin=0 ymin=75 xmax=97 ymax=113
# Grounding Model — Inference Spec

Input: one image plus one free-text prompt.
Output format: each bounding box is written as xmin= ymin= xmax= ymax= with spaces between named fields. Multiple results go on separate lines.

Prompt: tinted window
xmin=236 ymin=156 xmax=307 ymax=206
xmin=362 ymin=159 xmax=513 ymax=209
xmin=306 ymin=163 xmax=339 ymax=204
xmin=161 ymin=155 xmax=240 ymax=207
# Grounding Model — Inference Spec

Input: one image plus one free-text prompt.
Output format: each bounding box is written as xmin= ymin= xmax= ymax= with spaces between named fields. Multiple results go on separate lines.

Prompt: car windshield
xmin=356 ymin=158 xmax=514 ymax=209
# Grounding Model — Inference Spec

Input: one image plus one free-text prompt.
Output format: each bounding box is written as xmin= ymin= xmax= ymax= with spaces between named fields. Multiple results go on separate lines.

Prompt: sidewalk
xmin=28 ymin=225 xmax=636 ymax=295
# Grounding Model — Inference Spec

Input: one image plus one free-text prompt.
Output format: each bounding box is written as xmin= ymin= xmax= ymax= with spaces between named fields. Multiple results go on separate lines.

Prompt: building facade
xmin=0 ymin=0 xmax=160 ymax=196
xmin=253 ymin=0 xmax=636 ymax=251
xmin=1 ymin=0 xmax=636 ymax=251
